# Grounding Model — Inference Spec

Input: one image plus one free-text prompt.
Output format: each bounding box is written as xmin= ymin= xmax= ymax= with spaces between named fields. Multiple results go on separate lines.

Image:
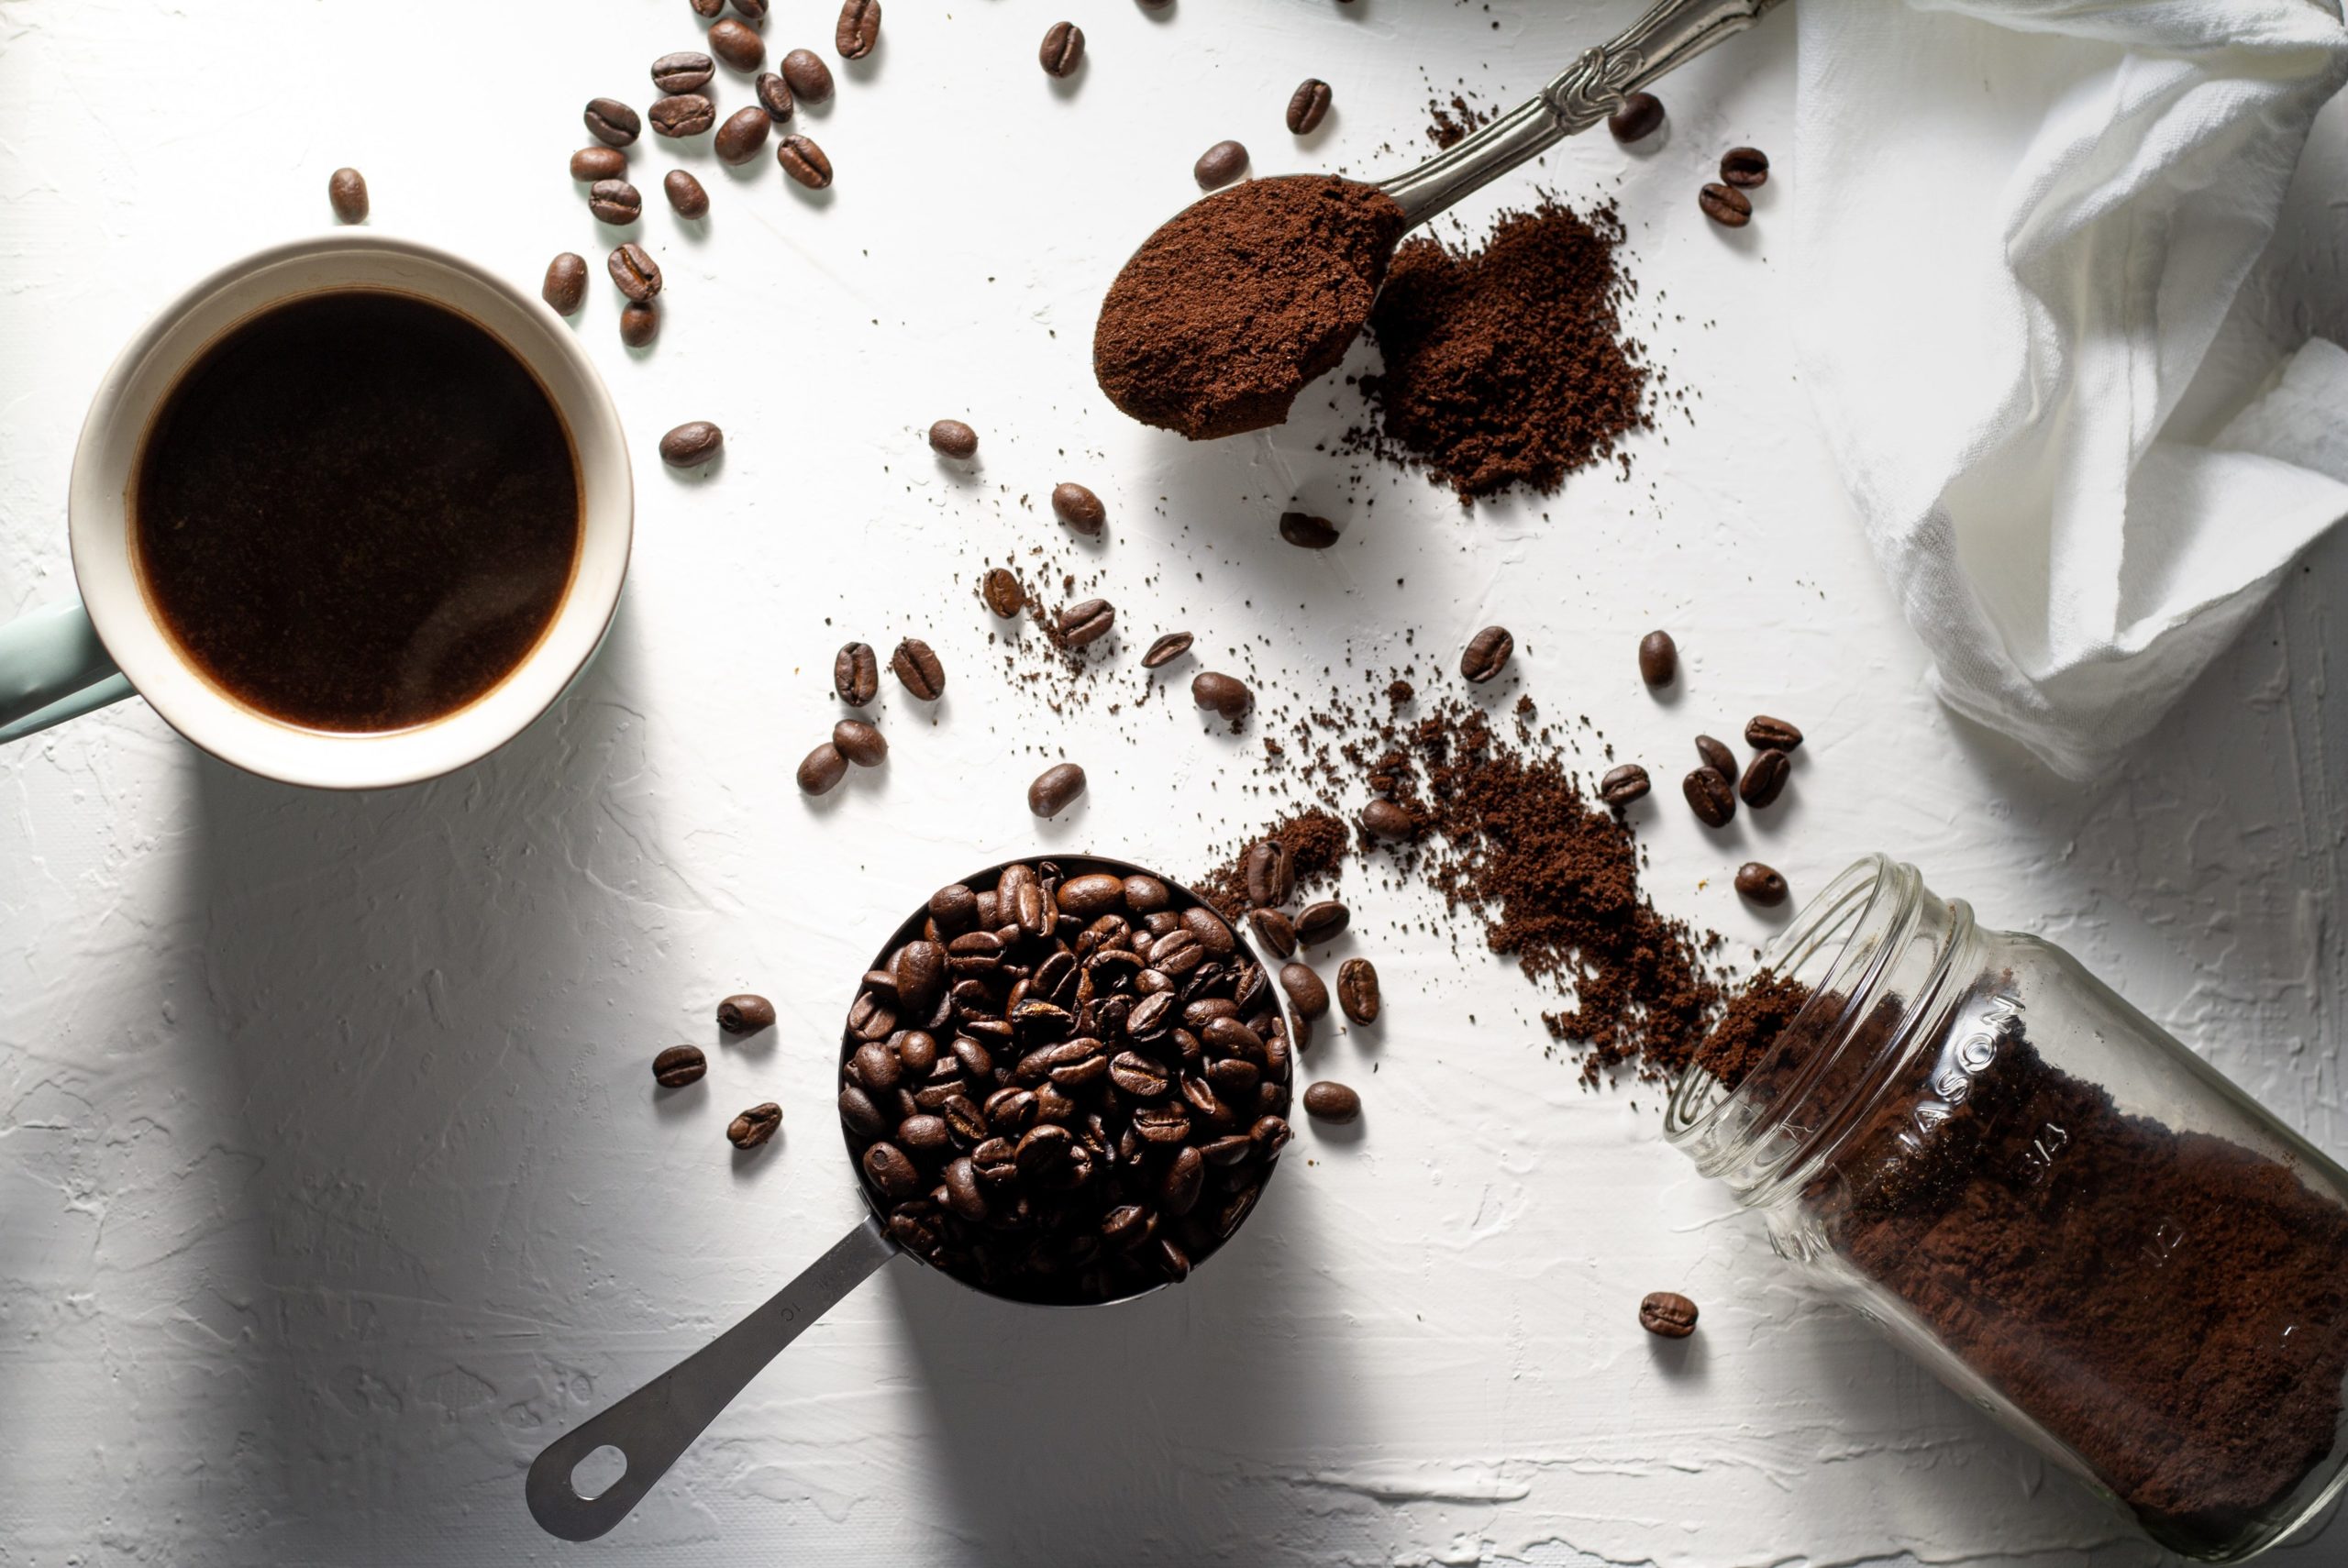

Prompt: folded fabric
xmin=1792 ymin=0 xmax=2348 ymax=779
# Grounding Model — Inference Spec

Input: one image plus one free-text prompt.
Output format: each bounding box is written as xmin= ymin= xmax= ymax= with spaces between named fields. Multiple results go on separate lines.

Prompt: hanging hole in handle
xmin=570 ymin=1444 xmax=628 ymax=1501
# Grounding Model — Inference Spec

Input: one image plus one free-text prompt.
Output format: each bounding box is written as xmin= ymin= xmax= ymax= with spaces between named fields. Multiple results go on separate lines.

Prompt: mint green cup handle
xmin=0 ymin=599 xmax=135 ymax=745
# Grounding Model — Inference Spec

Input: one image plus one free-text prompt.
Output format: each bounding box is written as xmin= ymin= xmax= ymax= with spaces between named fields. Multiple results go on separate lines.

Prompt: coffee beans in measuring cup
xmin=837 ymin=858 xmax=1294 ymax=1303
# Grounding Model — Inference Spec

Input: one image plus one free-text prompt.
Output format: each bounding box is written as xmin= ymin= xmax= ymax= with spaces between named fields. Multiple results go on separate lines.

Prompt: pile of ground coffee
xmin=1692 ymin=969 xmax=1808 ymax=1089
xmin=1353 ymin=200 xmax=1650 ymax=502
xmin=1093 ymin=176 xmax=1409 ymax=441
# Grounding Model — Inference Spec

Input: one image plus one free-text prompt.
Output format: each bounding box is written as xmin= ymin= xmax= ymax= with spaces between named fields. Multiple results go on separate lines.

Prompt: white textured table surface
xmin=4 ymin=3 xmax=2346 ymax=1565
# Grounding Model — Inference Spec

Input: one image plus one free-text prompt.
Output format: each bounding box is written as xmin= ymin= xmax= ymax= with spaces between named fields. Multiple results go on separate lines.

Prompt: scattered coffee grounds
xmin=1093 ymin=176 xmax=1408 ymax=440
xmin=1353 ymin=199 xmax=1651 ymax=503
xmin=1426 ymin=92 xmax=1492 ymax=149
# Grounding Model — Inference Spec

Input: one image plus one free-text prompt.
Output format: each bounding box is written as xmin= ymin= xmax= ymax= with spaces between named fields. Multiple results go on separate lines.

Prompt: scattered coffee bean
xmin=1721 ymin=146 xmax=1770 ymax=188
xmin=982 ymin=568 xmax=1024 ymax=619
xmin=1336 ymin=958 xmax=1380 ymax=1025
xmin=781 ymin=48 xmax=835 ymax=103
xmin=892 ymin=637 xmax=946 ymax=700
xmin=1700 ymin=182 xmax=1753 ymax=227
xmin=1739 ymin=748 xmax=1791 ymax=809
xmin=1735 ymin=862 xmax=1789 ymax=907
xmin=928 ymin=418 xmax=979 ymax=458
xmin=651 ymin=50 xmax=715 ymax=93
xmin=835 ymin=642 xmax=880 ymax=706
xmin=1360 ymin=799 xmax=1416 ymax=840
xmin=1744 ymin=714 xmax=1803 ymax=753
xmin=1599 ymin=764 xmax=1651 ymax=807
xmin=1027 ymin=762 xmax=1087 ymax=817
xmin=1608 ymin=91 xmax=1666 ymax=143
xmin=1057 ymin=599 xmax=1116 ymax=648
xmin=608 ymin=242 xmax=663 ymax=302
xmin=1460 ymin=625 xmax=1514 ymax=684
xmin=692 ymin=0 xmax=722 ymax=15
xmin=1141 ymin=632 xmax=1193 ymax=669
xmin=570 ymin=145 xmax=628 ymax=181
xmin=663 ymin=169 xmax=710 ymax=217
xmin=1194 ymin=139 xmax=1248 ymax=189
xmin=1279 ymin=961 xmax=1329 ymax=1021
xmin=1051 ymin=481 xmax=1105 ymax=536
xmin=619 ymin=301 xmax=660 ymax=348
xmin=836 ymin=0 xmax=880 ymax=60
xmin=1040 ymin=21 xmax=1084 ymax=77
xmin=1638 ymin=629 xmax=1678 ymax=687
xmin=327 ymin=167 xmax=368 ymax=223
xmin=588 ymin=179 xmax=643 ymax=225
xmin=1244 ymin=839 xmax=1294 ymax=907
xmin=1639 ymin=1290 xmax=1699 ymax=1338
xmin=1694 ymin=734 xmax=1737 ymax=782
xmin=1683 ymin=767 xmax=1736 ymax=828
xmin=730 ymin=0 xmax=766 ymax=17
xmin=1191 ymin=671 xmax=1252 ymax=721
xmin=728 ymin=1101 xmax=783 ymax=1149
xmin=754 ymin=72 xmax=794 ymax=121
xmin=653 ymin=1043 xmax=707 ymax=1088
xmin=542 ymin=253 xmax=589 ymax=315
xmin=650 ymin=94 xmax=716 ymax=138
xmin=584 ymin=97 xmax=642 ymax=147
xmin=715 ymin=105 xmax=772 ymax=165
xmin=799 ymin=742 xmax=848 ymax=795
xmin=1279 ymin=511 xmax=1339 ymax=549
xmin=718 ymin=993 xmax=777 ymax=1033
xmin=1294 ymin=900 xmax=1349 ymax=945
xmin=1248 ymin=908 xmax=1297 ymax=958
xmin=1286 ymin=78 xmax=1333 ymax=135
xmin=708 ymin=18 xmax=765 ymax=70
xmin=834 ymin=720 xmax=887 ymax=767
xmin=1301 ymin=1080 xmax=1359 ymax=1122
xmin=659 ymin=420 xmax=723 ymax=468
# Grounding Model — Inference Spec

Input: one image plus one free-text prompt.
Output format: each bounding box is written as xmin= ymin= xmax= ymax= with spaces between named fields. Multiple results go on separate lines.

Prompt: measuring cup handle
xmin=525 ymin=1214 xmax=898 ymax=1541
xmin=0 ymin=598 xmax=133 ymax=745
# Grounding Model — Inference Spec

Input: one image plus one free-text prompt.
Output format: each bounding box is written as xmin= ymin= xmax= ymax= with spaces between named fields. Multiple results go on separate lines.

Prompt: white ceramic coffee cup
xmin=0 ymin=233 xmax=633 ymax=789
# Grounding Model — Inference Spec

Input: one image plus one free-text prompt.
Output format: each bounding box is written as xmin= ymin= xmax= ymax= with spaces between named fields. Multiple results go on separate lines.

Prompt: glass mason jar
xmin=1666 ymin=856 xmax=2348 ymax=1563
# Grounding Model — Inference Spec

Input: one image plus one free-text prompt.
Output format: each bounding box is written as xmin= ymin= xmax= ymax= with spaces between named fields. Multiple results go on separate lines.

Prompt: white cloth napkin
xmin=1791 ymin=0 xmax=2348 ymax=779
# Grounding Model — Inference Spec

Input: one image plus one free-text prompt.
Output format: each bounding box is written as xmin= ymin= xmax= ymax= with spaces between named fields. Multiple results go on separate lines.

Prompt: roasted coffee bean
xmin=1051 ymin=481 xmax=1106 ymax=536
xmin=834 ymin=719 xmax=887 ymax=767
xmin=1739 ymin=748 xmax=1791 ymax=809
xmin=1014 ymin=1122 xmax=1074 ymax=1179
xmin=928 ymin=418 xmax=979 ymax=459
xmin=692 ymin=0 xmax=724 ymax=18
xmin=1124 ymin=874 xmax=1170 ymax=913
xmin=584 ymin=97 xmax=642 ymax=147
xmin=1694 ymin=734 xmax=1738 ymax=782
xmin=1336 ymin=958 xmax=1379 ymax=1025
xmin=651 ymin=50 xmax=715 ymax=92
xmin=864 ymin=1141 xmax=920 ymax=1197
xmin=835 ymin=641 xmax=880 ymax=706
xmin=1057 ymin=873 xmax=1124 ymax=917
xmin=1158 ymin=1145 xmax=1205 ymax=1215
xmin=1638 ymin=629 xmax=1678 ymax=687
xmin=1194 ymin=138 xmax=1248 ymax=189
xmin=1039 ymin=20 xmax=1084 ymax=77
xmin=650 ymin=94 xmax=716 ymax=138
xmin=1279 ymin=511 xmax=1339 ymax=549
xmin=839 ymin=1085 xmax=888 ymax=1138
xmin=608 ymin=242 xmax=663 ymax=302
xmin=1683 ymin=767 xmax=1736 ymax=828
xmin=1720 ymin=146 xmax=1770 ymax=188
xmin=1057 ymin=598 xmax=1116 ymax=648
xmin=898 ymin=1113 xmax=950 ymax=1157
xmin=1301 ymin=1080 xmax=1360 ymax=1123
xmin=1109 ymin=1050 xmax=1170 ymax=1099
xmin=542 ymin=253 xmax=589 ymax=316
xmin=1286 ymin=77 xmax=1333 ymax=135
xmin=1027 ymin=762 xmax=1087 ymax=818
xmin=708 ymin=17 xmax=764 ymax=70
xmin=1735 ymin=862 xmax=1789 ymax=907
xmin=941 ymin=1158 xmax=987 ymax=1220
xmin=798 ymin=741 xmax=848 ymax=795
xmin=619 ymin=302 xmax=660 ymax=348
xmin=891 ymin=637 xmax=945 ymax=700
xmin=1460 ymin=625 xmax=1514 ymax=683
xmin=892 ymin=1031 xmax=938 ymax=1076
xmin=663 ymin=169 xmax=710 ymax=217
xmin=1600 ymin=764 xmax=1651 ymax=807
xmin=1243 ymin=839 xmax=1294 ymax=907
xmin=588 ymin=179 xmax=643 ymax=225
xmin=1608 ymin=91 xmax=1666 ymax=143
xmin=781 ymin=48 xmax=835 ymax=102
xmin=754 ymin=72 xmax=794 ymax=121
xmin=1279 ymin=962 xmax=1329 ymax=1021
xmin=1293 ymin=900 xmax=1348 ymax=945
xmin=1360 ymin=799 xmax=1416 ymax=840
xmin=327 ymin=167 xmax=368 ymax=223
xmin=1141 ymin=631 xmax=1192 ymax=669
xmin=730 ymin=0 xmax=767 ymax=17
xmin=653 ymin=1043 xmax=706 ymax=1087
xmin=1191 ymin=671 xmax=1252 ymax=721
xmin=1157 ymin=1235 xmax=1192 ymax=1282
xmin=1182 ymin=907 xmax=1235 ymax=958
xmin=715 ymin=105 xmax=772 ymax=165
xmin=852 ymin=1040 xmax=903 ymax=1093
xmin=836 ymin=0 xmax=880 ymax=59
xmin=659 ymin=420 xmax=723 ymax=468
xmin=571 ymin=145 xmax=628 ymax=181
xmin=1247 ymin=908 xmax=1297 ymax=959
xmin=894 ymin=942 xmax=946 ymax=1012
xmin=982 ymin=567 xmax=1024 ymax=619
xmin=1639 ymin=1290 xmax=1700 ymax=1338
xmin=1744 ymin=714 xmax=1803 ymax=753
xmin=1700 ymin=182 xmax=1753 ymax=227
xmin=728 ymin=1101 xmax=783 ymax=1148
xmin=718 ymin=993 xmax=776 ymax=1033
